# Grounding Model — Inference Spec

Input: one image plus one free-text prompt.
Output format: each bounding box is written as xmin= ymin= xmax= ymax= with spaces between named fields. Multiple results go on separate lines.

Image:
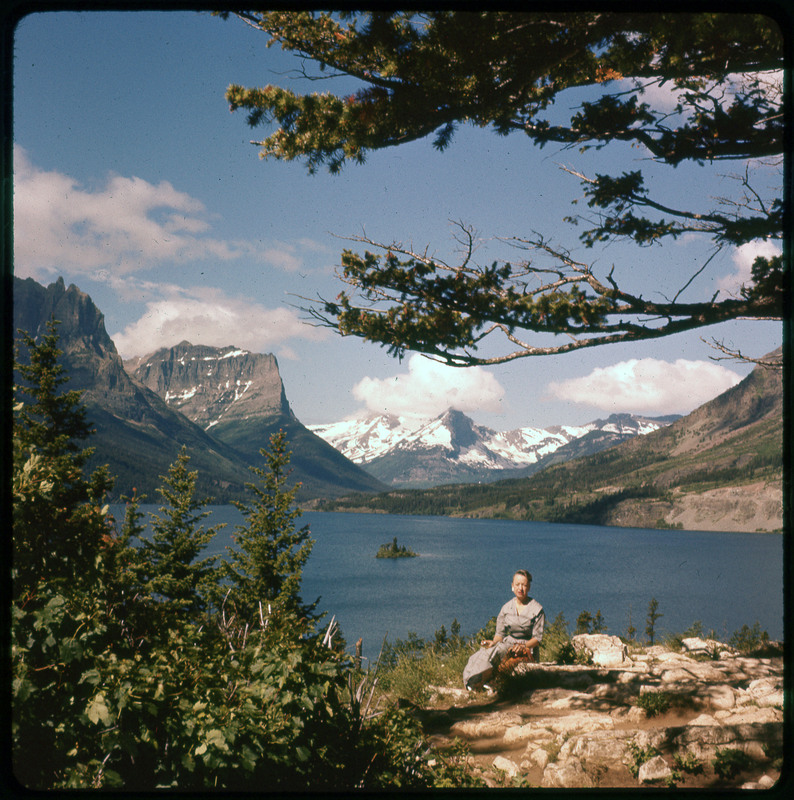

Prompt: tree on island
xmin=223 ymin=11 xmax=784 ymax=367
xmin=376 ymin=536 xmax=418 ymax=558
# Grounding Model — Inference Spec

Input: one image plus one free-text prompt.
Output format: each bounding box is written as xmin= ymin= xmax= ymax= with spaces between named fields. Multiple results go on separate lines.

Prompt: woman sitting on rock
xmin=463 ymin=569 xmax=545 ymax=691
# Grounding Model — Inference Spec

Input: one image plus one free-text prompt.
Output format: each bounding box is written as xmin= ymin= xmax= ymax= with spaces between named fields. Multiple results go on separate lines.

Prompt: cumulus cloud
xmin=352 ymin=354 xmax=504 ymax=419
xmin=111 ymin=284 xmax=326 ymax=359
xmin=12 ymin=146 xmax=317 ymax=278
xmin=547 ymin=358 xmax=742 ymax=416
xmin=717 ymin=241 xmax=782 ymax=298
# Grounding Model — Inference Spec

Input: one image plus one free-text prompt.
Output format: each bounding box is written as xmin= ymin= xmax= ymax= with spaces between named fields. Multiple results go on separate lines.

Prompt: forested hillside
xmin=318 ymin=352 xmax=783 ymax=532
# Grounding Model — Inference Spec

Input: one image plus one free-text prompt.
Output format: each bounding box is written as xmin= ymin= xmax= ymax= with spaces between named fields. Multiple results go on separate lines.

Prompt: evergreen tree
xmin=223 ymin=11 xmax=783 ymax=366
xmin=138 ymin=448 xmax=222 ymax=617
xmin=576 ymin=610 xmax=594 ymax=635
xmin=13 ymin=320 xmax=113 ymax=598
xmin=645 ymin=597 xmax=663 ymax=646
xmin=224 ymin=430 xmax=315 ymax=623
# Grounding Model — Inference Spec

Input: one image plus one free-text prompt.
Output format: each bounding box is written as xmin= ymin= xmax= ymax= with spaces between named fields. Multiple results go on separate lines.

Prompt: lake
xmin=113 ymin=507 xmax=785 ymax=660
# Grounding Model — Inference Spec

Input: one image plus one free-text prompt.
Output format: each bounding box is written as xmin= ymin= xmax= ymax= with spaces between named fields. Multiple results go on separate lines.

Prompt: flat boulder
xmin=572 ymin=633 xmax=629 ymax=667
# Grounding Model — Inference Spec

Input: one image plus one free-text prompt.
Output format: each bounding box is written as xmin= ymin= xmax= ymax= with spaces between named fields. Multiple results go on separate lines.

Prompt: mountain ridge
xmin=128 ymin=341 xmax=386 ymax=499
xmin=317 ymin=350 xmax=783 ymax=532
xmin=13 ymin=277 xmax=253 ymax=501
xmin=310 ymin=408 xmax=677 ymax=488
xmin=13 ymin=277 xmax=385 ymax=501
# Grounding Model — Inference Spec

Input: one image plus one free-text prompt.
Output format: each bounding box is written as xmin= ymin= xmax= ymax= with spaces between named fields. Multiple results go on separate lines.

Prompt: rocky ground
xmin=415 ymin=635 xmax=785 ymax=789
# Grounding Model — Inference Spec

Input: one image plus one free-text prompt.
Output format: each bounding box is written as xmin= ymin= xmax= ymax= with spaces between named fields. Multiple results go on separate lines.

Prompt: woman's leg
xmin=463 ymin=641 xmax=511 ymax=689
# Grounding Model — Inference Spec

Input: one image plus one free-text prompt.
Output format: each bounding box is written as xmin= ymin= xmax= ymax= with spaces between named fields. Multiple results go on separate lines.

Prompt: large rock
xmin=638 ymin=755 xmax=673 ymax=783
xmin=572 ymin=634 xmax=629 ymax=666
xmin=541 ymin=759 xmax=593 ymax=789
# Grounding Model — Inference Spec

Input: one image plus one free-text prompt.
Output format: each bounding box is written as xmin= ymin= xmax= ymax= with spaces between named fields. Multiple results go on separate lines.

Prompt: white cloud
xmin=111 ymin=284 xmax=326 ymax=359
xmin=12 ymin=146 xmax=310 ymax=278
xmin=547 ymin=358 xmax=742 ymax=416
xmin=352 ymin=354 xmax=505 ymax=419
xmin=717 ymin=241 xmax=782 ymax=298
xmin=616 ymin=69 xmax=782 ymax=116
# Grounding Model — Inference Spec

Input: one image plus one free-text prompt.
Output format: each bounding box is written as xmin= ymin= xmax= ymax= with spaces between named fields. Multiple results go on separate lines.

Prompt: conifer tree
xmin=138 ymin=448 xmax=222 ymax=617
xmin=224 ymin=430 xmax=315 ymax=623
xmin=13 ymin=320 xmax=113 ymax=598
xmin=645 ymin=597 xmax=663 ymax=646
xmin=223 ymin=11 xmax=784 ymax=366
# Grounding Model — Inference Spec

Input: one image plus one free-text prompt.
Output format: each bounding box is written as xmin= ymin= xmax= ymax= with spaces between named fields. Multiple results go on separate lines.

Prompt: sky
xmin=11 ymin=9 xmax=783 ymax=431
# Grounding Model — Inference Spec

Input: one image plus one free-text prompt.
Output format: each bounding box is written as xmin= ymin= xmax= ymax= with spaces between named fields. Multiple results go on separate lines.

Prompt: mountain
xmin=128 ymin=342 xmax=385 ymax=499
xmin=13 ymin=277 xmax=385 ymax=501
xmin=125 ymin=343 xmax=291 ymax=429
xmin=318 ymin=350 xmax=783 ymax=532
xmin=13 ymin=277 xmax=252 ymax=501
xmin=310 ymin=409 xmax=675 ymax=488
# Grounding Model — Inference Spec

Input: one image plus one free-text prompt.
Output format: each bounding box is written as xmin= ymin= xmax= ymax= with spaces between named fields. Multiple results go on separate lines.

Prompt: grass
xmin=372 ymin=610 xmax=774 ymax=704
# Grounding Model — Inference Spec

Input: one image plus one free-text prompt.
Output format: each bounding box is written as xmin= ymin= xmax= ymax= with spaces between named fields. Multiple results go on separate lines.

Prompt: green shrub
xmin=712 ymin=748 xmax=753 ymax=779
xmin=728 ymin=622 xmax=770 ymax=654
xmin=378 ymin=623 xmax=475 ymax=701
xmin=539 ymin=612 xmax=571 ymax=662
xmin=627 ymin=740 xmax=661 ymax=778
xmin=673 ymin=752 xmax=704 ymax=775
xmin=636 ymin=691 xmax=672 ymax=717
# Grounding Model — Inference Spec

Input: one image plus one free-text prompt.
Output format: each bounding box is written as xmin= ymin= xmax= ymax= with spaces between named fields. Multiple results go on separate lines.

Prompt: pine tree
xmin=223 ymin=11 xmax=783 ymax=366
xmin=223 ymin=430 xmax=315 ymax=624
xmin=13 ymin=320 xmax=114 ymax=598
xmin=645 ymin=597 xmax=663 ymax=646
xmin=138 ymin=448 xmax=222 ymax=617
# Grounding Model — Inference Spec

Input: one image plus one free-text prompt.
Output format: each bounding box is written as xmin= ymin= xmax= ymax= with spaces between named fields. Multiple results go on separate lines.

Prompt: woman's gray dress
xmin=463 ymin=597 xmax=545 ymax=688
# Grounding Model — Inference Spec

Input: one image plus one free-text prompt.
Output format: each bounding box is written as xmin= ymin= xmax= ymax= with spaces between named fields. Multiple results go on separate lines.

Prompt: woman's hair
xmin=513 ymin=569 xmax=532 ymax=583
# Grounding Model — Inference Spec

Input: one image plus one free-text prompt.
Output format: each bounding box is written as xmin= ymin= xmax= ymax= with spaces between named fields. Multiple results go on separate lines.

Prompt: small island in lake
xmin=376 ymin=536 xmax=418 ymax=558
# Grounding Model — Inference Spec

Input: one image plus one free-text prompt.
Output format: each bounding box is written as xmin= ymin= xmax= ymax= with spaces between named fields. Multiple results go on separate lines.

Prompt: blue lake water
xmin=113 ymin=507 xmax=785 ymax=659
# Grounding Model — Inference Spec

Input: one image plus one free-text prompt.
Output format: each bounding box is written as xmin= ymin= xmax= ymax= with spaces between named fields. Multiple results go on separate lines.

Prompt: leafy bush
xmin=11 ymin=329 xmax=482 ymax=790
xmin=712 ymin=748 xmax=753 ymax=779
xmin=673 ymin=752 xmax=704 ymax=775
xmin=635 ymin=691 xmax=672 ymax=717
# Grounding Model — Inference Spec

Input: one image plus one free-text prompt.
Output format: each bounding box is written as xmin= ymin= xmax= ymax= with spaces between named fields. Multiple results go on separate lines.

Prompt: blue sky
xmin=12 ymin=10 xmax=782 ymax=430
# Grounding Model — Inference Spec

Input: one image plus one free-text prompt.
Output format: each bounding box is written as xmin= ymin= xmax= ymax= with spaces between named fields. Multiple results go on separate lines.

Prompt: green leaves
xmin=86 ymin=693 xmax=111 ymax=726
xmin=11 ymin=330 xmax=483 ymax=789
xmin=226 ymin=12 xmax=782 ymax=170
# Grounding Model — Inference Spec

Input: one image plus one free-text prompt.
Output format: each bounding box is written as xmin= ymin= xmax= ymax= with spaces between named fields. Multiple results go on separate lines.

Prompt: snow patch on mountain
xmin=309 ymin=409 xmax=674 ymax=479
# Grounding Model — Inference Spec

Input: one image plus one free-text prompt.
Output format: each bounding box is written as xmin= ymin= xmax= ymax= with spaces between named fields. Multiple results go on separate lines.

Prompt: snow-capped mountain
xmin=309 ymin=409 xmax=677 ymax=488
xmin=310 ymin=414 xmax=418 ymax=464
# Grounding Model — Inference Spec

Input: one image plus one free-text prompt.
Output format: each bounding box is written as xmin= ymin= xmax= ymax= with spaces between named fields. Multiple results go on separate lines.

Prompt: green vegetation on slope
xmin=318 ymin=360 xmax=782 ymax=527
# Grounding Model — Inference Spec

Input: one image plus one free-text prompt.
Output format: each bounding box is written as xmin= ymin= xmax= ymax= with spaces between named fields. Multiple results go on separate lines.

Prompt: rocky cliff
xmin=14 ymin=277 xmax=385 ymax=500
xmin=127 ymin=343 xmax=292 ymax=429
xmin=128 ymin=341 xmax=386 ymax=499
xmin=13 ymin=277 xmax=252 ymax=500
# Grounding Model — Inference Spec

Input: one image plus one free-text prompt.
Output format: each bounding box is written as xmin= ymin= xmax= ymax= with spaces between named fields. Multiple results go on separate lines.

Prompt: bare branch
xmin=703 ymin=337 xmax=783 ymax=370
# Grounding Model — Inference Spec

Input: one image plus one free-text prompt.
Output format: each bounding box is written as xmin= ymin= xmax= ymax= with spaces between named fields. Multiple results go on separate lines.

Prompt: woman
xmin=463 ymin=569 xmax=545 ymax=691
